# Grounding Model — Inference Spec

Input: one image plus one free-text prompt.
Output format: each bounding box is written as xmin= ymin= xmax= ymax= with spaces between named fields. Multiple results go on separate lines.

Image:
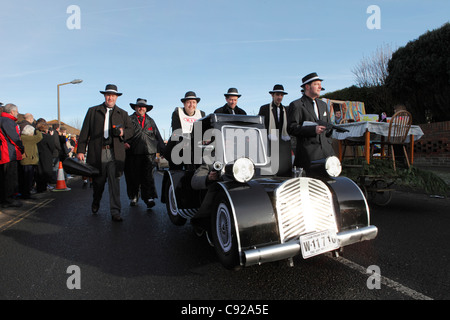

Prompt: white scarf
xmin=267 ymin=102 xmax=290 ymax=142
xmin=178 ymin=107 xmax=202 ymax=133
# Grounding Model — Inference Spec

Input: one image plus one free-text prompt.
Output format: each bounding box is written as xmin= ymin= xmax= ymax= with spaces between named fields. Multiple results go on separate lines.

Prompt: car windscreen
xmin=219 ymin=125 xmax=268 ymax=166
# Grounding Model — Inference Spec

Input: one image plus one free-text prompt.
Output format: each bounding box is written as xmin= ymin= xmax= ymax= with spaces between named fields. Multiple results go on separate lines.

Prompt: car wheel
xmin=165 ymin=180 xmax=187 ymax=226
xmin=368 ymin=179 xmax=393 ymax=206
xmin=211 ymin=193 xmax=240 ymax=269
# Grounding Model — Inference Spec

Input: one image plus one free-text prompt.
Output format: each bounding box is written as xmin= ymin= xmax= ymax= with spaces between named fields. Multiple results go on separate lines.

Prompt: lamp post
xmin=57 ymin=79 xmax=83 ymax=127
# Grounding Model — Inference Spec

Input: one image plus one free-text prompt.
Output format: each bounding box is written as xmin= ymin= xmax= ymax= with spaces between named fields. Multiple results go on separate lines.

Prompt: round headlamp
xmin=325 ymin=156 xmax=342 ymax=177
xmin=225 ymin=158 xmax=255 ymax=183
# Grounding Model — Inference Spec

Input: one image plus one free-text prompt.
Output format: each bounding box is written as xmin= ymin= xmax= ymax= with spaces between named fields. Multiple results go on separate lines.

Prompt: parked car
xmin=160 ymin=114 xmax=377 ymax=269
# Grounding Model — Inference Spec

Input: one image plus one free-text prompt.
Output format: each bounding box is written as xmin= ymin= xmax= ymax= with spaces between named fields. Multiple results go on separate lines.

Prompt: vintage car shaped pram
xmin=161 ymin=114 xmax=377 ymax=269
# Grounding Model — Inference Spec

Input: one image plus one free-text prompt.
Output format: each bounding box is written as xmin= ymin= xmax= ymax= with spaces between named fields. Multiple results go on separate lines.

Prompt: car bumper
xmin=243 ymin=225 xmax=378 ymax=267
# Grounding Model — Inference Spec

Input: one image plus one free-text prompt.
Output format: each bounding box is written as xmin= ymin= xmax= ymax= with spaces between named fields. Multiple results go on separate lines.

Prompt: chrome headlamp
xmin=307 ymin=156 xmax=342 ymax=178
xmin=225 ymin=158 xmax=255 ymax=183
xmin=325 ymin=156 xmax=342 ymax=177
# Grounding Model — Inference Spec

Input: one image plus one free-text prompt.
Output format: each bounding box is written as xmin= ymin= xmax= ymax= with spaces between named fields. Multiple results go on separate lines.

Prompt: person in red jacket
xmin=0 ymin=103 xmax=24 ymax=208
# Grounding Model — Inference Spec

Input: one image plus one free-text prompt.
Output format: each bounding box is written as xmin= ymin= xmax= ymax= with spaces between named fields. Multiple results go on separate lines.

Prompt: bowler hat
xmin=181 ymin=91 xmax=201 ymax=103
xmin=300 ymin=73 xmax=323 ymax=87
xmin=100 ymin=84 xmax=122 ymax=96
xmin=269 ymin=84 xmax=288 ymax=95
xmin=130 ymin=98 xmax=153 ymax=111
xmin=224 ymin=88 xmax=241 ymax=97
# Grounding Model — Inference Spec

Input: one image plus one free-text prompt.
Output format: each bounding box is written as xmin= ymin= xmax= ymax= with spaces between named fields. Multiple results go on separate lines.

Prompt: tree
xmin=351 ymin=44 xmax=394 ymax=88
xmin=386 ymin=23 xmax=450 ymax=123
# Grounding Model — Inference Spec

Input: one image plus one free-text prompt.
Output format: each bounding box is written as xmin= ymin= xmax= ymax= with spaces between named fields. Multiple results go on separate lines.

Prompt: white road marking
xmin=336 ymin=256 xmax=433 ymax=300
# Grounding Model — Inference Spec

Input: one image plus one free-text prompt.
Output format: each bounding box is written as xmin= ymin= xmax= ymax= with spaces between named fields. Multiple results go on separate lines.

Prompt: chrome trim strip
xmin=166 ymin=172 xmax=195 ymax=220
xmin=216 ymin=182 xmax=244 ymax=266
xmin=166 ymin=171 xmax=179 ymax=216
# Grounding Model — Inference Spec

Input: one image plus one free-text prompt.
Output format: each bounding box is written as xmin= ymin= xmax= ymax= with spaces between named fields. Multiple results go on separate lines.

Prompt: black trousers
xmin=0 ymin=160 xmax=19 ymax=203
xmin=19 ymin=164 xmax=36 ymax=198
xmin=36 ymin=158 xmax=53 ymax=193
xmin=124 ymin=154 xmax=157 ymax=202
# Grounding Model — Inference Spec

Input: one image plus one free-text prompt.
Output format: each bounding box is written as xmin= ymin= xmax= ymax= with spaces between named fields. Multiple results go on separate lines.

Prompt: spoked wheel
xmin=165 ymin=180 xmax=187 ymax=226
xmin=368 ymin=179 xmax=393 ymax=206
xmin=211 ymin=193 xmax=240 ymax=270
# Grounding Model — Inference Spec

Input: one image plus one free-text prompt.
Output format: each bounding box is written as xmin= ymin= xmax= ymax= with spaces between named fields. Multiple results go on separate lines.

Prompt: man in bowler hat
xmin=287 ymin=73 xmax=335 ymax=169
xmin=77 ymin=84 xmax=133 ymax=222
xmin=124 ymin=98 xmax=165 ymax=209
xmin=258 ymin=84 xmax=292 ymax=176
xmin=214 ymin=88 xmax=247 ymax=115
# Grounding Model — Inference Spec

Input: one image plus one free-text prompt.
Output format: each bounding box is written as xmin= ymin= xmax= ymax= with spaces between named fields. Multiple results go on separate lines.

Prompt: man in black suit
xmin=258 ymin=84 xmax=292 ymax=176
xmin=77 ymin=84 xmax=134 ymax=222
xmin=214 ymin=88 xmax=247 ymax=115
xmin=287 ymin=73 xmax=335 ymax=169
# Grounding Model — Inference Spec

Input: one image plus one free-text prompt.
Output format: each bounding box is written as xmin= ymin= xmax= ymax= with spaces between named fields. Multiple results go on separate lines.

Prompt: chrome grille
xmin=275 ymin=178 xmax=338 ymax=243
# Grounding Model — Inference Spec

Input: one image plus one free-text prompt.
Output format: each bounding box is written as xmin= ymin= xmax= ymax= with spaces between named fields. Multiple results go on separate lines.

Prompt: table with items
xmin=332 ymin=121 xmax=424 ymax=164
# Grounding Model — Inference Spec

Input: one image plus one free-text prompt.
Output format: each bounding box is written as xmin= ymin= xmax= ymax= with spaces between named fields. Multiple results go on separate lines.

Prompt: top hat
xmin=181 ymin=91 xmax=201 ymax=103
xmin=300 ymin=73 xmax=323 ymax=87
xmin=224 ymin=88 xmax=241 ymax=97
xmin=269 ymin=84 xmax=288 ymax=95
xmin=130 ymin=98 xmax=153 ymax=111
xmin=100 ymin=84 xmax=122 ymax=96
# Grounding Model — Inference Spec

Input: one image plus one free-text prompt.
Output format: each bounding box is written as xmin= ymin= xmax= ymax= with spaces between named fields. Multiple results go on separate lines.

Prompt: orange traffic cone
xmin=52 ymin=161 xmax=71 ymax=192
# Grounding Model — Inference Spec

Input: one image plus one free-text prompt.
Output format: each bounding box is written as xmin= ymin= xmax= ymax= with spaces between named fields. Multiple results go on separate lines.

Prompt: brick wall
xmin=414 ymin=121 xmax=450 ymax=167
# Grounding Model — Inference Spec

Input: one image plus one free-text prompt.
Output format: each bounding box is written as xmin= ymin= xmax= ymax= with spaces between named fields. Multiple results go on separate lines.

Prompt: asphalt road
xmin=1 ymin=171 xmax=449 ymax=305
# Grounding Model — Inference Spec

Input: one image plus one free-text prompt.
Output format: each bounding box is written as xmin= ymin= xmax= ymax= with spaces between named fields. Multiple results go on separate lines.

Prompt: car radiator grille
xmin=275 ymin=178 xmax=338 ymax=243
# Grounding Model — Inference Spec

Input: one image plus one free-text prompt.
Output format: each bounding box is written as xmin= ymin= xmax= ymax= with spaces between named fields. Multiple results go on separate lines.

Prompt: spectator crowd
xmin=0 ymin=103 xmax=78 ymax=208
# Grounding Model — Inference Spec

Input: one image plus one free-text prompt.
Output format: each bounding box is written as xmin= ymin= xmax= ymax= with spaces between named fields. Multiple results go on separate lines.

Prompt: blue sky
xmin=1 ymin=0 xmax=449 ymax=138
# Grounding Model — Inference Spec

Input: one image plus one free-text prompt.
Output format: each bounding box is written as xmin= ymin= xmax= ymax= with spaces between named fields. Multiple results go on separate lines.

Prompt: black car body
xmin=161 ymin=114 xmax=377 ymax=269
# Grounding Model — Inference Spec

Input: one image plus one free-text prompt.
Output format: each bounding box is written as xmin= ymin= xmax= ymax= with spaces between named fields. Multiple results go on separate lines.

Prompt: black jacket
xmin=127 ymin=113 xmax=165 ymax=155
xmin=214 ymin=104 xmax=247 ymax=115
xmin=287 ymin=95 xmax=334 ymax=168
xmin=77 ymin=103 xmax=134 ymax=177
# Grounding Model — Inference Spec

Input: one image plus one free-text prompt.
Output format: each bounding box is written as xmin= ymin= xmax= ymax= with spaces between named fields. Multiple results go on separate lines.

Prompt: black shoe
xmin=130 ymin=196 xmax=138 ymax=206
xmin=146 ymin=199 xmax=155 ymax=209
xmin=112 ymin=215 xmax=123 ymax=222
xmin=91 ymin=202 xmax=100 ymax=214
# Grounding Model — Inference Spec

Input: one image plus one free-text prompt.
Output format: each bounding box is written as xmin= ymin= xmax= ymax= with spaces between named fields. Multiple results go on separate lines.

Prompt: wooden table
xmin=332 ymin=121 xmax=424 ymax=164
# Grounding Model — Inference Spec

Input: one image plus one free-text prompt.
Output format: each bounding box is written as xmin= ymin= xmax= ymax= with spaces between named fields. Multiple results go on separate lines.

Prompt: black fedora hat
xmin=181 ymin=91 xmax=201 ymax=103
xmin=300 ymin=72 xmax=323 ymax=87
xmin=100 ymin=84 xmax=122 ymax=96
xmin=269 ymin=84 xmax=288 ymax=95
xmin=224 ymin=87 xmax=241 ymax=97
xmin=130 ymin=98 xmax=153 ymax=111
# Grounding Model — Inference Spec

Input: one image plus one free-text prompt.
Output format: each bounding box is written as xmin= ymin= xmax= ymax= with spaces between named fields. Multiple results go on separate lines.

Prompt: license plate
xmin=300 ymin=230 xmax=340 ymax=259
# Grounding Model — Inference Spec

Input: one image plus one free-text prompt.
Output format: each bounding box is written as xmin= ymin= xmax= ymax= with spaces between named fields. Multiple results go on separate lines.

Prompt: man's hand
xmin=315 ymin=125 xmax=327 ymax=135
xmin=208 ymin=171 xmax=219 ymax=181
xmin=77 ymin=153 xmax=85 ymax=161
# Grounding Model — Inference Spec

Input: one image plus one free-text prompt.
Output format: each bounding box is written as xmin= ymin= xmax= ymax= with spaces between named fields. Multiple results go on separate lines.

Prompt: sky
xmin=1 ymin=0 xmax=449 ymax=139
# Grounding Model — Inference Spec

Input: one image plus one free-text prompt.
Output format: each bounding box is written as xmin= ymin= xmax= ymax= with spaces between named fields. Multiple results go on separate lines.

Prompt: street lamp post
xmin=57 ymin=79 xmax=83 ymax=127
